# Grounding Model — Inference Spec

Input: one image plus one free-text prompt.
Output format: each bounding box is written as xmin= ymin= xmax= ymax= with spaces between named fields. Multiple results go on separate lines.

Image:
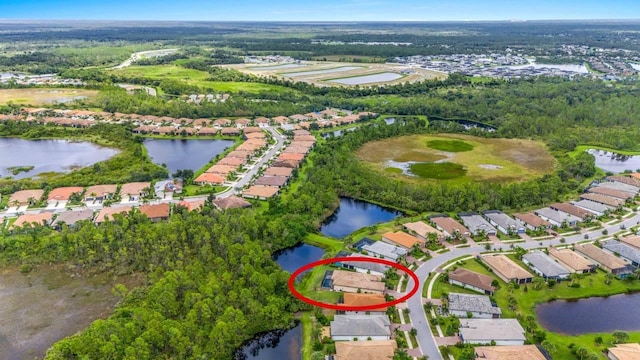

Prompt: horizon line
xmin=1 ymin=18 xmax=640 ymax=23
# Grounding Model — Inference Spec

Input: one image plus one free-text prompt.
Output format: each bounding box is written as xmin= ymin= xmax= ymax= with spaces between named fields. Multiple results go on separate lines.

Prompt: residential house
xmin=619 ymin=235 xmax=640 ymax=251
xmin=272 ymin=116 xmax=290 ymax=125
xmin=254 ymin=175 xmax=289 ymax=188
xmin=234 ymin=118 xmax=251 ymax=128
xmin=242 ymin=185 xmax=280 ymax=200
xmin=340 ymin=293 xmax=388 ymax=315
xmin=429 ymin=215 xmax=471 ymax=238
xmin=330 ymin=270 xmax=385 ymax=294
xmin=607 ymin=175 xmax=640 ymax=188
xmin=361 ymin=241 xmax=408 ymax=262
xmin=448 ymin=293 xmax=502 ymax=318
xmin=120 ymin=182 xmax=150 ymax=202
xmin=570 ymin=199 xmax=613 ymax=216
xmin=154 ymin=179 xmax=183 ymax=198
xmin=177 ymin=200 xmax=205 ymax=212
xmin=534 ymin=207 xmax=582 ymax=227
xmin=547 ymin=247 xmax=595 ymax=273
xmin=574 ymin=244 xmax=630 ymax=275
xmin=94 ymin=206 xmax=132 ymax=224
xmin=459 ymin=212 xmax=498 ymax=236
xmin=402 ymin=221 xmax=444 ymax=241
xmin=607 ymin=343 xmax=640 ymax=360
xmin=254 ymin=117 xmax=270 ymax=127
xmin=381 ymin=231 xmax=425 ymax=250
xmin=272 ymin=159 xmax=300 ymax=169
xmin=139 ymin=203 xmax=170 ymax=222
xmin=597 ymin=181 xmax=639 ymax=195
xmin=448 ymin=267 xmax=497 ymax=295
xmin=330 ymin=315 xmax=391 ymax=341
xmin=278 ymin=153 xmax=305 ymax=162
xmin=338 ymin=254 xmax=390 ymax=276
xmin=152 ymin=126 xmax=176 ymax=135
xmin=242 ymin=126 xmax=262 ymax=134
xmin=11 ymin=212 xmax=53 ymax=229
xmin=245 ymin=132 xmax=265 ymax=140
xmin=474 ymin=345 xmax=548 ymax=360
xmin=227 ymin=150 xmax=252 ymax=159
xmin=197 ymin=127 xmax=219 ymax=136
xmin=522 ymin=251 xmax=571 ymax=280
xmin=589 ymin=186 xmax=634 ymax=200
xmin=51 ymin=209 xmax=94 ymax=228
xmin=47 ymin=187 xmax=84 ymax=206
xmin=85 ymin=184 xmax=118 ymax=202
xmin=549 ymin=203 xmax=594 ymax=220
xmin=213 ymin=195 xmax=251 ymax=210
xmin=221 ymin=127 xmax=241 ymax=136
xmin=579 ymin=193 xmax=625 ymax=208
xmin=8 ymin=189 xmax=44 ymax=207
xmin=264 ymin=167 xmax=293 ymax=177
xmin=280 ymin=124 xmax=295 ymax=132
xmin=459 ymin=318 xmax=527 ymax=346
xmin=602 ymin=240 xmax=640 ymax=268
xmin=206 ymin=164 xmax=236 ymax=176
xmin=289 ymin=114 xmax=308 ymax=122
xmin=213 ymin=118 xmax=231 ymax=127
xmin=194 ymin=173 xmax=225 ymax=185
xmin=513 ymin=212 xmax=551 ymax=231
xmin=334 ymin=340 xmax=396 ymax=360
xmin=483 ymin=211 xmax=525 ymax=234
xmin=481 ymin=254 xmax=533 ymax=284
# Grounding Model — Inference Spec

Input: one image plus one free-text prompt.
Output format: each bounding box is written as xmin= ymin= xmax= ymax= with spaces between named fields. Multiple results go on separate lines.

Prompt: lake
xmin=144 ymin=139 xmax=234 ymax=174
xmin=587 ymin=149 xmax=640 ymax=173
xmin=274 ymin=243 xmax=325 ymax=274
xmin=536 ymin=292 xmax=640 ymax=335
xmin=0 ymin=138 xmax=119 ymax=179
xmin=283 ymin=66 xmax=362 ymax=77
xmin=320 ymin=198 xmax=402 ymax=238
xmin=329 ymin=72 xmax=403 ymax=85
xmin=235 ymin=325 xmax=302 ymax=360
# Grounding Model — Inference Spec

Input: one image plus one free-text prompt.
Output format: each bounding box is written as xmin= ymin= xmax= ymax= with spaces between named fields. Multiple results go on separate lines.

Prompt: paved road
xmin=408 ymin=212 xmax=640 ymax=360
xmin=111 ymin=49 xmax=178 ymax=69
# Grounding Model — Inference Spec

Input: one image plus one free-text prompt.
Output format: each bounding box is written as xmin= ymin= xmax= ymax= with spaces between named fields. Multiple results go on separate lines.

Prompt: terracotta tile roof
xmin=579 ymin=192 xmax=625 ymax=207
xmin=264 ymin=167 xmax=293 ymax=177
xmin=217 ymin=157 xmax=246 ymax=166
xmin=278 ymin=153 xmax=305 ymax=161
xmin=85 ymin=184 xmax=118 ymax=198
xmin=589 ymin=186 xmax=634 ymax=200
xmin=381 ymin=231 xmax=425 ymax=249
xmin=608 ymin=175 xmax=640 ymax=187
xmin=139 ymin=203 xmax=170 ymax=219
xmin=206 ymin=164 xmax=236 ymax=175
xmin=513 ymin=212 xmax=551 ymax=228
xmin=245 ymin=132 xmax=266 ymax=139
xmin=574 ymin=243 xmax=628 ymax=270
xmin=48 ymin=187 xmax=84 ymax=201
xmin=272 ymin=116 xmax=290 ymax=124
xmin=214 ymin=118 xmax=231 ymax=126
xmin=550 ymin=203 xmax=593 ymax=219
xmin=177 ymin=200 xmax=205 ymax=212
xmin=227 ymin=150 xmax=252 ymax=159
xmin=194 ymin=173 xmax=225 ymax=185
xmin=474 ymin=345 xmax=546 ymax=360
xmin=619 ymin=235 xmax=640 ymax=250
xmin=341 ymin=293 xmax=388 ymax=311
xmin=294 ymin=135 xmax=316 ymax=142
xmin=431 ymin=216 xmax=470 ymax=236
xmin=197 ymin=127 xmax=219 ymax=135
xmin=221 ymin=128 xmax=241 ymax=135
xmin=254 ymin=175 xmax=288 ymax=187
xmin=403 ymin=221 xmax=443 ymax=238
xmin=272 ymin=159 xmax=300 ymax=168
xmin=608 ymin=343 xmax=640 ymax=360
xmin=11 ymin=212 xmax=53 ymax=229
xmin=548 ymin=247 xmax=594 ymax=272
xmin=242 ymin=126 xmax=262 ymax=133
xmin=120 ymin=182 xmax=150 ymax=196
xmin=335 ymin=340 xmax=396 ymax=360
xmin=234 ymin=118 xmax=251 ymax=125
xmin=254 ymin=117 xmax=270 ymax=123
xmin=9 ymin=189 xmax=44 ymax=205
xmin=193 ymin=118 xmax=212 ymax=127
xmin=243 ymin=185 xmax=279 ymax=199
xmin=213 ymin=195 xmax=252 ymax=210
xmin=94 ymin=206 xmax=132 ymax=223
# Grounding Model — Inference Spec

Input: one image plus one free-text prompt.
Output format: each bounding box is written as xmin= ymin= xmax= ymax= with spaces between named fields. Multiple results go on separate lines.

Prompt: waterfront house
xmin=574 ymin=243 xmax=630 ymax=275
xmin=459 ymin=318 xmax=526 ymax=346
xmin=448 ymin=293 xmax=502 ymax=319
xmin=340 ymin=293 xmax=388 ymax=315
xmin=448 ymin=267 xmax=496 ymax=295
xmin=483 ymin=211 xmax=525 ymax=234
xmin=402 ymin=221 xmax=444 ymax=241
xmin=459 ymin=212 xmax=497 ymax=236
xmin=597 ymin=181 xmax=639 ymax=195
xmin=588 ymin=186 xmax=634 ymax=200
xmin=579 ymin=193 xmax=625 ymax=207
xmin=330 ymin=315 xmax=391 ymax=341
xmin=513 ymin=212 xmax=551 ymax=231
xmin=474 ymin=345 xmax=547 ymax=360
xmin=330 ymin=270 xmax=385 ymax=294
xmin=522 ymin=251 xmax=571 ymax=280
xmin=361 ymin=241 xmax=408 ymax=262
xmin=338 ymin=253 xmax=390 ymax=276
xmin=334 ymin=340 xmax=396 ymax=360
xmin=481 ymin=254 xmax=533 ymax=284
xmin=242 ymin=185 xmax=280 ymax=200
xmin=381 ymin=231 xmax=424 ymax=250
xmin=194 ymin=173 xmax=225 ymax=185
xmin=602 ymin=240 xmax=640 ymax=268
xmin=547 ymin=247 xmax=595 ymax=273
xmin=221 ymin=127 xmax=241 ymax=136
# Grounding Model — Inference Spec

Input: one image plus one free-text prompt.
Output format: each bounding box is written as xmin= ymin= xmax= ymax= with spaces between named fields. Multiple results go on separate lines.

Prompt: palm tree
xmin=605 ymin=273 xmax=614 ymax=285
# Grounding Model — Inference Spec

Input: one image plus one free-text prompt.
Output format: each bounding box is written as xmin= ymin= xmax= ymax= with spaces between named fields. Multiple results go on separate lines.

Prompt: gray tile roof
xmin=331 ymin=315 xmax=391 ymax=337
xmin=361 ymin=241 xmax=407 ymax=261
xmin=344 ymin=254 xmax=390 ymax=274
xmin=459 ymin=213 xmax=497 ymax=235
xmin=598 ymin=181 xmax=639 ymax=194
xmin=483 ymin=211 xmax=524 ymax=232
xmin=459 ymin=319 xmax=526 ymax=342
xmin=523 ymin=251 xmax=571 ymax=278
xmin=448 ymin=293 xmax=501 ymax=316
xmin=51 ymin=209 xmax=94 ymax=227
xmin=571 ymin=199 xmax=613 ymax=214
xmin=534 ymin=207 xmax=582 ymax=224
xmin=603 ymin=240 xmax=640 ymax=264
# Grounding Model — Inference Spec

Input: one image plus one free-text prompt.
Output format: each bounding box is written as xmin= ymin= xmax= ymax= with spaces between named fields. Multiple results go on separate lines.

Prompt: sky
xmin=1 ymin=0 xmax=639 ymax=22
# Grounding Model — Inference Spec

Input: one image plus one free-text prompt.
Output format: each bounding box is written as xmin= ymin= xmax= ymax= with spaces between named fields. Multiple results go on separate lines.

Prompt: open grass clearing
xmin=410 ymin=162 xmax=467 ymax=180
xmin=0 ymin=88 xmax=98 ymax=105
xmin=357 ymin=134 xmax=556 ymax=183
xmin=426 ymin=139 xmax=474 ymax=152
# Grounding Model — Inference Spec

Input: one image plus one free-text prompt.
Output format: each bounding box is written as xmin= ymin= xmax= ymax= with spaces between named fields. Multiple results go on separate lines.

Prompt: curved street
xmin=407 ymin=212 xmax=640 ymax=360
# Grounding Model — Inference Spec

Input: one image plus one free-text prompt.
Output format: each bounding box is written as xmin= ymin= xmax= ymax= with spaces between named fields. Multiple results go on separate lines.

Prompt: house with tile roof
xmin=448 ymin=267 xmax=497 ymax=295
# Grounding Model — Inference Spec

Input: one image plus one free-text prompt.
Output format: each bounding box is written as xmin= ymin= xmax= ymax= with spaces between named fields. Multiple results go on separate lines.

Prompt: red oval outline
xmin=287 ymin=256 xmax=419 ymax=311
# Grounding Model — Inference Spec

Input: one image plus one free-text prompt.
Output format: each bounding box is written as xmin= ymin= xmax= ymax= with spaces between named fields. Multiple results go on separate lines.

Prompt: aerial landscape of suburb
xmin=5 ymin=1 xmax=640 ymax=359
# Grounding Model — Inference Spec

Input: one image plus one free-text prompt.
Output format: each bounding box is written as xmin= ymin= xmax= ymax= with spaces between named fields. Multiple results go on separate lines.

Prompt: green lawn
xmin=409 ymin=162 xmax=467 ymax=180
xmin=426 ymin=139 xmax=474 ymax=152
xmin=305 ymin=233 xmax=344 ymax=254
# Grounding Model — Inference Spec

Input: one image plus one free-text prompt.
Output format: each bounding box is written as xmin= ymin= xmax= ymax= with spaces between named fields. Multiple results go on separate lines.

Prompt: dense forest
xmin=1 ymin=206 xmax=304 ymax=359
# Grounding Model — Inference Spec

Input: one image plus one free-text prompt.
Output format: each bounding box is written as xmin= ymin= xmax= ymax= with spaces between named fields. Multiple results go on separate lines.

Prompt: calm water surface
xmin=235 ymin=325 xmax=301 ymax=360
xmin=536 ymin=292 xmax=640 ymax=335
xmin=274 ymin=243 xmax=325 ymax=273
xmin=0 ymin=138 xmax=119 ymax=179
xmin=320 ymin=197 xmax=402 ymax=238
xmin=144 ymin=139 xmax=234 ymax=174
xmin=587 ymin=149 xmax=640 ymax=173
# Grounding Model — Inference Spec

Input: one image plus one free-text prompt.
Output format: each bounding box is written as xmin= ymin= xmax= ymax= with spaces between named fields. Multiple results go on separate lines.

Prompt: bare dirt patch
xmin=0 ymin=265 xmax=144 ymax=359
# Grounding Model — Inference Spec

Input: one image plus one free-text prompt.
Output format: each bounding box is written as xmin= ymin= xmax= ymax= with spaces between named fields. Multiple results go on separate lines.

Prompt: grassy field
xmin=357 ymin=134 xmax=556 ymax=183
xmin=0 ymin=88 xmax=98 ymax=105
xmin=111 ymin=65 xmax=293 ymax=93
xmin=437 ymin=257 xmax=640 ymax=359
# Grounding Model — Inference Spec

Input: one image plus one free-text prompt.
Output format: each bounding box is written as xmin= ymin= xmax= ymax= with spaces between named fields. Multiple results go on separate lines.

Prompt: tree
xmin=541 ymin=340 xmax=557 ymax=354
xmin=393 ymin=349 xmax=412 ymax=360
xmin=612 ymin=330 xmax=630 ymax=344
xmin=605 ymin=273 xmax=614 ymax=285
xmin=575 ymin=346 xmax=589 ymax=360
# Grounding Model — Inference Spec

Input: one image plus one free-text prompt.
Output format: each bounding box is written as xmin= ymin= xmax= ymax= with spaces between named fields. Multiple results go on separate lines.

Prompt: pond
xmin=328 ymin=72 xmax=403 ymax=85
xmin=235 ymin=325 xmax=302 ymax=360
xmin=535 ymin=292 xmax=640 ymax=335
xmin=283 ymin=66 xmax=362 ymax=77
xmin=587 ymin=149 xmax=640 ymax=173
xmin=320 ymin=197 xmax=402 ymax=238
xmin=144 ymin=139 xmax=234 ymax=174
xmin=274 ymin=243 xmax=325 ymax=274
xmin=0 ymin=138 xmax=119 ymax=179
